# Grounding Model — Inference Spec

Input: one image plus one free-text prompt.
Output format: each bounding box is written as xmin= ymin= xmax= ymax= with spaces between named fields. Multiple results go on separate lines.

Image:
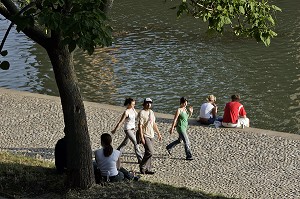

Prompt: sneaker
xmin=140 ymin=168 xmax=155 ymax=175
xmin=134 ymin=175 xmax=141 ymax=181
xmin=186 ymin=157 xmax=193 ymax=161
xmin=166 ymin=147 xmax=172 ymax=155
xmin=145 ymin=170 xmax=155 ymax=175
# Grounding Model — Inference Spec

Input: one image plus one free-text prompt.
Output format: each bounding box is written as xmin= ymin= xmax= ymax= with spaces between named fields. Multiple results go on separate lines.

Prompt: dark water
xmin=0 ymin=0 xmax=299 ymax=134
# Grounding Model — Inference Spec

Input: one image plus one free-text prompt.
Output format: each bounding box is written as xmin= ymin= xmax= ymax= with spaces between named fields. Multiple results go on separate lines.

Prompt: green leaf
xmin=229 ymin=5 xmax=234 ymax=13
xmin=224 ymin=17 xmax=231 ymax=24
xmin=271 ymin=5 xmax=282 ymax=12
xmin=269 ymin=30 xmax=277 ymax=37
xmin=267 ymin=16 xmax=275 ymax=25
xmin=239 ymin=6 xmax=245 ymax=14
xmin=263 ymin=37 xmax=271 ymax=46
xmin=0 ymin=61 xmax=10 ymax=70
xmin=0 ymin=50 xmax=8 ymax=56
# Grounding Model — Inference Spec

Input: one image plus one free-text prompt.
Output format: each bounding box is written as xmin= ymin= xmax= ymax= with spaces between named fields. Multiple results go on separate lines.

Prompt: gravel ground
xmin=0 ymin=88 xmax=299 ymax=199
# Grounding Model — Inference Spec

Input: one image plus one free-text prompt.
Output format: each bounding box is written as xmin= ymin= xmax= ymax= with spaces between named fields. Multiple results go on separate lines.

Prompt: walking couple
xmin=112 ymin=97 xmax=162 ymax=175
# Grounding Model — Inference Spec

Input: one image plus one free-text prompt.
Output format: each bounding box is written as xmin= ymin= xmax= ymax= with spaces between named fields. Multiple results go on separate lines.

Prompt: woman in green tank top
xmin=166 ymin=97 xmax=193 ymax=160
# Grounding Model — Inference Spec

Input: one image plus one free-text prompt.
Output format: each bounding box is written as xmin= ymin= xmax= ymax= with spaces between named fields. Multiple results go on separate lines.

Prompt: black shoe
xmin=166 ymin=147 xmax=172 ymax=155
xmin=186 ymin=157 xmax=193 ymax=161
xmin=134 ymin=175 xmax=141 ymax=181
xmin=145 ymin=170 xmax=155 ymax=175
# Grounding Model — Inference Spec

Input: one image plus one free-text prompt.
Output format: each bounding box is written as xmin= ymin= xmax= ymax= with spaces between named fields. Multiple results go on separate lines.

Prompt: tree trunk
xmin=101 ymin=0 xmax=114 ymax=15
xmin=47 ymin=44 xmax=94 ymax=189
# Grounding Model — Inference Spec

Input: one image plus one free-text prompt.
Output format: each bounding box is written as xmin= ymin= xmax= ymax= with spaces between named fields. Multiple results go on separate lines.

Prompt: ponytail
xmin=101 ymin=133 xmax=113 ymax=157
xmin=103 ymin=145 xmax=113 ymax=157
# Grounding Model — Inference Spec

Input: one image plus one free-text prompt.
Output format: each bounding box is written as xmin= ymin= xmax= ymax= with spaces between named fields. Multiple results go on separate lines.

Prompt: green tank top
xmin=176 ymin=111 xmax=188 ymax=133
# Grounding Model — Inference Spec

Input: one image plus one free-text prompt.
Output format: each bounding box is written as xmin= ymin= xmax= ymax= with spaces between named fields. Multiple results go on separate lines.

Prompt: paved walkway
xmin=0 ymin=87 xmax=299 ymax=199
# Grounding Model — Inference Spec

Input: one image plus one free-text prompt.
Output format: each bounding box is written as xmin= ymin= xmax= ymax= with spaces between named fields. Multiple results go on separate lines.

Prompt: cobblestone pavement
xmin=0 ymin=88 xmax=299 ymax=199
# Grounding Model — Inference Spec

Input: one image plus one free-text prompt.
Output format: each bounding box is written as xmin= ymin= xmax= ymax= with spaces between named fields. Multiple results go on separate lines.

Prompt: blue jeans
xmin=166 ymin=131 xmax=192 ymax=158
xmin=117 ymin=129 xmax=143 ymax=162
xmin=208 ymin=116 xmax=223 ymax=124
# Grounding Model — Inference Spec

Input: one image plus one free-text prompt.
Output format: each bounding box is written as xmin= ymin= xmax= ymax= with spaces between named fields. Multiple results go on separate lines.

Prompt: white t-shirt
xmin=94 ymin=148 xmax=120 ymax=176
xmin=199 ymin=102 xmax=214 ymax=119
xmin=124 ymin=108 xmax=136 ymax=130
xmin=138 ymin=109 xmax=155 ymax=138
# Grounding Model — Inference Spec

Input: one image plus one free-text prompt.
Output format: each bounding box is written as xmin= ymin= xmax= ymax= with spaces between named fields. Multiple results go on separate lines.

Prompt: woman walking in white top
xmin=112 ymin=98 xmax=143 ymax=163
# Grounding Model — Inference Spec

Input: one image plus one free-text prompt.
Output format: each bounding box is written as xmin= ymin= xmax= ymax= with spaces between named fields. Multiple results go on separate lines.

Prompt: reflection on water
xmin=0 ymin=0 xmax=299 ymax=134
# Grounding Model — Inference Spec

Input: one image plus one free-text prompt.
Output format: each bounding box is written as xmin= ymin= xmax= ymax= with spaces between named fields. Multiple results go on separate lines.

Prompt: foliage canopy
xmin=175 ymin=0 xmax=281 ymax=46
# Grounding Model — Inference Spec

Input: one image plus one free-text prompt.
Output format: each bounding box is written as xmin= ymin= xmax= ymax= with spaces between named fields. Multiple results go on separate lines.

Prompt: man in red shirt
xmin=222 ymin=94 xmax=250 ymax=128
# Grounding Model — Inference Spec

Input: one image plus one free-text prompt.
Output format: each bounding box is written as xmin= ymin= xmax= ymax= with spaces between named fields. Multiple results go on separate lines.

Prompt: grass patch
xmin=0 ymin=151 xmax=64 ymax=198
xmin=0 ymin=151 xmax=235 ymax=199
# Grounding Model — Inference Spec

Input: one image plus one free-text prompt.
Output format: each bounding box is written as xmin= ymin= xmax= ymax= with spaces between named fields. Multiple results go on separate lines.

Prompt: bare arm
xmin=188 ymin=106 xmax=193 ymax=118
xmin=111 ymin=111 xmax=127 ymax=134
xmin=139 ymin=123 xmax=145 ymax=145
xmin=153 ymin=122 xmax=162 ymax=141
xmin=170 ymin=109 xmax=180 ymax=134
xmin=116 ymin=157 xmax=121 ymax=170
xmin=212 ymin=104 xmax=217 ymax=118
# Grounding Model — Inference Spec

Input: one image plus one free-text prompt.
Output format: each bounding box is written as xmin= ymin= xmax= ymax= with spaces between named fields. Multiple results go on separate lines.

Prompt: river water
xmin=0 ymin=0 xmax=299 ymax=134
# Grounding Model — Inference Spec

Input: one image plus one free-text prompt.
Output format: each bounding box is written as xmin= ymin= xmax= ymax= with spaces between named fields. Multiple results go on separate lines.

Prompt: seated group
xmin=198 ymin=94 xmax=250 ymax=128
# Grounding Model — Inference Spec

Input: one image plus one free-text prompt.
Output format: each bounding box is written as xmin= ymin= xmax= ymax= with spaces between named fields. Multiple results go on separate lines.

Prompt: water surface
xmin=0 ymin=0 xmax=299 ymax=134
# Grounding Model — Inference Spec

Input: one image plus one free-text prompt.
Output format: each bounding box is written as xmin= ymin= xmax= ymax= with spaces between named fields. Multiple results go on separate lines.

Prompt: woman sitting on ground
xmin=198 ymin=95 xmax=221 ymax=125
xmin=94 ymin=133 xmax=124 ymax=182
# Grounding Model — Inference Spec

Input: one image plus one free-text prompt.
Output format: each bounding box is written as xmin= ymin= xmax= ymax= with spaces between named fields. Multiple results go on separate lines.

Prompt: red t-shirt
xmin=222 ymin=101 xmax=246 ymax=124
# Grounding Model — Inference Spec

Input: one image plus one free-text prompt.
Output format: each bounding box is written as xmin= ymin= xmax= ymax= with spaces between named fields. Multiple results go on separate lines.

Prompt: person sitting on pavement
xmin=198 ymin=95 xmax=222 ymax=125
xmin=222 ymin=94 xmax=250 ymax=128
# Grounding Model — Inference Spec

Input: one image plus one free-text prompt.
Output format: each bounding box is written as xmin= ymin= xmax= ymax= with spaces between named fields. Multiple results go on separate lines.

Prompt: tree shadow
xmin=2 ymin=147 xmax=55 ymax=160
xmin=0 ymin=152 xmax=236 ymax=199
xmin=0 ymin=161 xmax=65 ymax=199
xmin=68 ymin=180 xmax=236 ymax=199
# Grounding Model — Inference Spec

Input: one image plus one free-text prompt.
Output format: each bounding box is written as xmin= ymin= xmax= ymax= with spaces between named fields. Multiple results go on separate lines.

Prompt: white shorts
xmin=222 ymin=118 xmax=250 ymax=128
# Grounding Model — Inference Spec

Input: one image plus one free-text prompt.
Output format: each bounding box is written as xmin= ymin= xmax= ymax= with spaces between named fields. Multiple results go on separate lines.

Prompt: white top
xmin=124 ymin=108 xmax=136 ymax=130
xmin=138 ymin=109 xmax=155 ymax=138
xmin=199 ymin=102 xmax=214 ymax=119
xmin=94 ymin=148 xmax=120 ymax=176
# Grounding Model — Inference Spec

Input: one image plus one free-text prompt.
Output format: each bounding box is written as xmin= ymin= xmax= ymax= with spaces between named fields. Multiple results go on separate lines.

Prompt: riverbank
xmin=0 ymin=87 xmax=299 ymax=199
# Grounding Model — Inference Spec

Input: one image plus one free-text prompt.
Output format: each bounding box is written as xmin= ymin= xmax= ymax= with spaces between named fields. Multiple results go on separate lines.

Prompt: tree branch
xmin=22 ymin=27 xmax=51 ymax=49
xmin=1 ymin=0 xmax=19 ymax=15
xmin=0 ymin=1 xmax=51 ymax=49
xmin=0 ymin=3 xmax=11 ymax=18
